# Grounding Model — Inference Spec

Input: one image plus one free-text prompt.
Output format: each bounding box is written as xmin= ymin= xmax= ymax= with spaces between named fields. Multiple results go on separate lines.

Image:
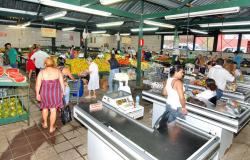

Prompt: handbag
xmin=61 ymin=97 xmax=72 ymax=125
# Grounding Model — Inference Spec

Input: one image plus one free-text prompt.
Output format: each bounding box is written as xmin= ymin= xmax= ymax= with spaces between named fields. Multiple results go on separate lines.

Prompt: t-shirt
xmin=208 ymin=65 xmax=235 ymax=90
xmin=233 ymin=55 xmax=243 ymax=69
xmin=109 ymin=59 xmax=119 ymax=70
xmin=196 ymin=90 xmax=216 ymax=100
xmin=30 ymin=50 xmax=49 ymax=69
xmin=8 ymin=48 xmax=17 ymax=65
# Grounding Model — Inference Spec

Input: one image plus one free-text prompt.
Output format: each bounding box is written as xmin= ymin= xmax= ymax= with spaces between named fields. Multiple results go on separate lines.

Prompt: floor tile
xmin=222 ymin=143 xmax=248 ymax=160
xmin=14 ymin=153 xmax=36 ymax=160
xmin=54 ymin=141 xmax=73 ymax=153
xmin=242 ymin=146 xmax=250 ymax=160
xmin=0 ymin=141 xmax=10 ymax=153
xmin=59 ymin=125 xmax=73 ymax=133
xmin=9 ymin=137 xmax=29 ymax=150
xmin=76 ymin=145 xmax=87 ymax=156
xmin=58 ymin=149 xmax=81 ymax=160
xmin=31 ymin=140 xmax=51 ymax=151
xmin=6 ymin=130 xmax=25 ymax=142
xmin=69 ymin=137 xmax=86 ymax=147
xmin=24 ymin=126 xmax=42 ymax=136
xmin=11 ymin=144 xmax=33 ymax=159
xmin=0 ymin=150 xmax=13 ymax=160
xmin=63 ymin=130 xmax=81 ymax=140
xmin=27 ymin=132 xmax=47 ymax=143
xmin=74 ymin=157 xmax=85 ymax=160
xmin=47 ymin=135 xmax=66 ymax=145
xmin=35 ymin=147 xmax=59 ymax=160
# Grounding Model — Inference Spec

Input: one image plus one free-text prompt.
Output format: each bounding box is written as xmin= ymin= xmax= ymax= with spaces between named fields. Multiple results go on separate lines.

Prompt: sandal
xmin=49 ymin=127 xmax=57 ymax=133
xmin=41 ymin=123 xmax=48 ymax=129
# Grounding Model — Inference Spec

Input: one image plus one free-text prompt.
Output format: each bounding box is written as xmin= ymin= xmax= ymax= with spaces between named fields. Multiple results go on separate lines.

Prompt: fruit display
xmin=190 ymin=79 xmax=206 ymax=87
xmin=130 ymin=60 xmax=149 ymax=71
xmin=0 ymin=97 xmax=26 ymax=119
xmin=66 ymin=58 xmax=110 ymax=74
xmin=5 ymin=68 xmax=19 ymax=75
xmin=0 ymin=66 xmax=4 ymax=77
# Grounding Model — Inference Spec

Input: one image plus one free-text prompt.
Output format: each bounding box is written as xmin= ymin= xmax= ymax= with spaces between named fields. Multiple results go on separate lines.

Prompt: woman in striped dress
xmin=36 ymin=57 xmax=65 ymax=133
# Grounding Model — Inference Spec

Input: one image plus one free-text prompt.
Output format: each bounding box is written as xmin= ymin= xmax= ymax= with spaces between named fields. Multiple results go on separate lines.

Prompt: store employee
xmin=208 ymin=58 xmax=235 ymax=99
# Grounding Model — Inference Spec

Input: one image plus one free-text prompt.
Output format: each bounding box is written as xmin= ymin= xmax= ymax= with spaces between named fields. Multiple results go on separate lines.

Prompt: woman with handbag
xmin=57 ymin=57 xmax=75 ymax=105
xmin=36 ymin=57 xmax=65 ymax=133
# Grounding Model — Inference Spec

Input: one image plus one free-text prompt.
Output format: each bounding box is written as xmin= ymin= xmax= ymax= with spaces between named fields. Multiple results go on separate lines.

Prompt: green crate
xmin=0 ymin=95 xmax=29 ymax=125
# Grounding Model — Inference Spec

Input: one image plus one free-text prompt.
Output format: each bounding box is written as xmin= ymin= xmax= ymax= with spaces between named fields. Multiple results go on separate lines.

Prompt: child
xmin=196 ymin=78 xmax=217 ymax=105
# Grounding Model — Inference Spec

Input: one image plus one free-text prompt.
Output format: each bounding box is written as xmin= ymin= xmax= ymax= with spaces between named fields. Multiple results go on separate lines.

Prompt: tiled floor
xmin=0 ymin=81 xmax=249 ymax=160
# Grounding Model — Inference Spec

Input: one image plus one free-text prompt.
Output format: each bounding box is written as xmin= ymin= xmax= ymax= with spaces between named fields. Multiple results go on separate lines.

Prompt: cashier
xmin=208 ymin=58 xmax=235 ymax=99
xmin=196 ymin=78 xmax=217 ymax=105
xmin=163 ymin=65 xmax=187 ymax=117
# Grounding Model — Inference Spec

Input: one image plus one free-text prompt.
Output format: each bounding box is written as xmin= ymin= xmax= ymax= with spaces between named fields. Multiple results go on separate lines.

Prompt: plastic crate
xmin=0 ymin=95 xmax=29 ymax=125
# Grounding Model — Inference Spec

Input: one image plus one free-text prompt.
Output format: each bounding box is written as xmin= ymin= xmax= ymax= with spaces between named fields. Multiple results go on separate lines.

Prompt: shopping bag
xmin=61 ymin=98 xmax=72 ymax=125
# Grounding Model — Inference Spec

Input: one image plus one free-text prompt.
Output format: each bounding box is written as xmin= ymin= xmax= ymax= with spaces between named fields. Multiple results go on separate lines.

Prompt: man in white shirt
xmin=30 ymin=45 xmax=50 ymax=76
xmin=208 ymin=58 xmax=235 ymax=99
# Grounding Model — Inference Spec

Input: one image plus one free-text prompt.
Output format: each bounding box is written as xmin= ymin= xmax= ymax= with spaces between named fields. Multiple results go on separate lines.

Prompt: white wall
xmin=88 ymin=35 xmax=162 ymax=51
xmin=0 ymin=25 xmax=80 ymax=48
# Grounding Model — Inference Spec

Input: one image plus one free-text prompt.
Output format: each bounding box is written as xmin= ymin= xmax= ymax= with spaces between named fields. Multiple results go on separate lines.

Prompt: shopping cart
xmin=68 ymin=79 xmax=83 ymax=104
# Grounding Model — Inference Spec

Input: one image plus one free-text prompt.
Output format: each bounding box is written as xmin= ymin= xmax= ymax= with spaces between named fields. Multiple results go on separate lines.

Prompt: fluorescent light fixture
xmin=40 ymin=0 xmax=111 ymax=17
xmin=60 ymin=17 xmax=87 ymax=22
xmin=144 ymin=20 xmax=175 ymax=29
xmin=100 ymin=0 xmax=124 ymax=5
xmin=96 ymin=21 xmax=124 ymax=27
xmin=155 ymin=31 xmax=183 ymax=34
xmin=62 ymin=27 xmax=76 ymax=31
xmin=0 ymin=19 xmax=16 ymax=23
xmin=20 ymin=21 xmax=31 ymax=27
xmin=31 ymin=23 xmax=55 ymax=27
xmin=120 ymin=33 xmax=131 ymax=36
xmin=165 ymin=7 xmax=240 ymax=20
xmin=0 ymin=7 xmax=37 ymax=15
xmin=199 ymin=21 xmax=250 ymax=27
xmin=131 ymin=27 xmax=159 ymax=32
xmin=44 ymin=11 xmax=67 ymax=21
xmin=8 ymin=25 xmax=26 ymax=29
xmin=190 ymin=29 xmax=208 ymax=34
xmin=221 ymin=29 xmax=250 ymax=33
xmin=91 ymin=30 xmax=107 ymax=34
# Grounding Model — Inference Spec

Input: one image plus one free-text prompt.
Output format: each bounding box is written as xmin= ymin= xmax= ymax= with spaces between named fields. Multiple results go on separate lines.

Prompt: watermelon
xmin=5 ymin=68 xmax=19 ymax=75
xmin=13 ymin=75 xmax=26 ymax=83
xmin=8 ymin=73 xmax=23 ymax=78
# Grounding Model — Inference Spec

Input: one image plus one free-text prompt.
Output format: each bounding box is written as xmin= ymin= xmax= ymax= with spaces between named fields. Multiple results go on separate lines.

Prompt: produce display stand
xmin=0 ymin=75 xmax=30 ymax=126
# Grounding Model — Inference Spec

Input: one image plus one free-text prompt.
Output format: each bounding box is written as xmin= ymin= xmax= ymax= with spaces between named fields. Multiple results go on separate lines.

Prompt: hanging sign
xmin=139 ymin=38 xmax=144 ymax=46
xmin=41 ymin=28 xmax=56 ymax=37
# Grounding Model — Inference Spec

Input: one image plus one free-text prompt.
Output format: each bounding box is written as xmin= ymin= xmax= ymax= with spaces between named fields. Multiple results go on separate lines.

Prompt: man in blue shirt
xmin=5 ymin=43 xmax=18 ymax=68
xmin=233 ymin=51 xmax=243 ymax=69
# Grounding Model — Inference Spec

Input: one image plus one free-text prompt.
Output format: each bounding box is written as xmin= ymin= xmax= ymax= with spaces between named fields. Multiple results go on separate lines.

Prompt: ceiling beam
xmin=80 ymin=0 xmax=99 ymax=6
xmin=88 ymin=5 xmax=141 ymax=19
xmin=142 ymin=0 xmax=250 ymax=19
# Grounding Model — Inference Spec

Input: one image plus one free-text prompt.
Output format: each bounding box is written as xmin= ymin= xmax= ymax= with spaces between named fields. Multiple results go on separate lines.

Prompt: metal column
xmin=136 ymin=0 xmax=144 ymax=87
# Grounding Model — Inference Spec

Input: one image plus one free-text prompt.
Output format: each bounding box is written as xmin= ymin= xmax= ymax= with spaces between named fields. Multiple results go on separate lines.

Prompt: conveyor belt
xmin=74 ymin=102 xmax=219 ymax=160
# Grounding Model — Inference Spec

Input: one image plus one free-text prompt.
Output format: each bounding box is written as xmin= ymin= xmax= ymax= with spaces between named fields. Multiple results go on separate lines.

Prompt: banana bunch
xmin=66 ymin=59 xmax=89 ymax=74
xmin=94 ymin=59 xmax=110 ymax=72
xmin=130 ymin=60 xmax=149 ymax=71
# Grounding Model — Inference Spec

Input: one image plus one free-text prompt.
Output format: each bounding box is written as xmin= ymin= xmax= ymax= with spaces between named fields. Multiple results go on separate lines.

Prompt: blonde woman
xmin=36 ymin=57 xmax=65 ymax=133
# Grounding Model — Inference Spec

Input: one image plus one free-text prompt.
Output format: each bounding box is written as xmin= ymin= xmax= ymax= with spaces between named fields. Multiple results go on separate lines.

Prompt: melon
xmin=13 ymin=75 xmax=26 ymax=83
xmin=5 ymin=68 xmax=19 ymax=75
xmin=8 ymin=72 xmax=23 ymax=79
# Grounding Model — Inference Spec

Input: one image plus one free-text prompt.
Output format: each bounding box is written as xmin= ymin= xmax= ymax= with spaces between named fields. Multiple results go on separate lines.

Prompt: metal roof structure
xmin=0 ymin=0 xmax=249 ymax=34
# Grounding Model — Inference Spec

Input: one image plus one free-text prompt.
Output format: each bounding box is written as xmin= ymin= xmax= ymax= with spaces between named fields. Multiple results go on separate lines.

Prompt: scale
xmin=102 ymin=90 xmax=144 ymax=119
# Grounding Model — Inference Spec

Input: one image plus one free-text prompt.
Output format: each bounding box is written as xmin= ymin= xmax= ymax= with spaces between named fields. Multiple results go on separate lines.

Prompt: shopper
xmin=162 ymin=65 xmax=187 ymax=117
xmin=4 ymin=43 xmax=18 ymax=68
xmin=196 ymin=78 xmax=217 ymax=105
xmin=195 ymin=54 xmax=206 ymax=74
xmin=36 ymin=57 xmax=64 ymax=133
xmin=70 ymin=45 xmax=75 ymax=59
xmin=208 ymin=58 xmax=235 ymax=99
xmin=31 ymin=45 xmax=50 ymax=76
xmin=26 ymin=44 xmax=38 ymax=80
xmin=79 ymin=57 xmax=99 ymax=99
xmin=108 ymin=54 xmax=119 ymax=92
xmin=233 ymin=51 xmax=243 ymax=69
xmin=57 ymin=57 xmax=75 ymax=105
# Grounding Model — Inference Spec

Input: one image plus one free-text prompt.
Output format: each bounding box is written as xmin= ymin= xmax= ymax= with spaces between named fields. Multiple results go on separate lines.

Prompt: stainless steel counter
xmin=74 ymin=102 xmax=219 ymax=160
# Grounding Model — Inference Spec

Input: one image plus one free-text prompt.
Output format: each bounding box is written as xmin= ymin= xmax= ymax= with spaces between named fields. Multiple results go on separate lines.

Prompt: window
xmin=179 ymin=35 xmax=194 ymax=50
xmin=195 ymin=37 xmax=214 ymax=51
xmin=163 ymin=35 xmax=174 ymax=49
xmin=241 ymin=34 xmax=250 ymax=53
xmin=217 ymin=34 xmax=239 ymax=52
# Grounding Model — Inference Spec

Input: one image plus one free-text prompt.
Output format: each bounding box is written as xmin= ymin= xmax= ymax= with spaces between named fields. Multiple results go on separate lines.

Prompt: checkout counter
xmin=73 ymin=91 xmax=220 ymax=160
xmin=142 ymin=89 xmax=250 ymax=159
